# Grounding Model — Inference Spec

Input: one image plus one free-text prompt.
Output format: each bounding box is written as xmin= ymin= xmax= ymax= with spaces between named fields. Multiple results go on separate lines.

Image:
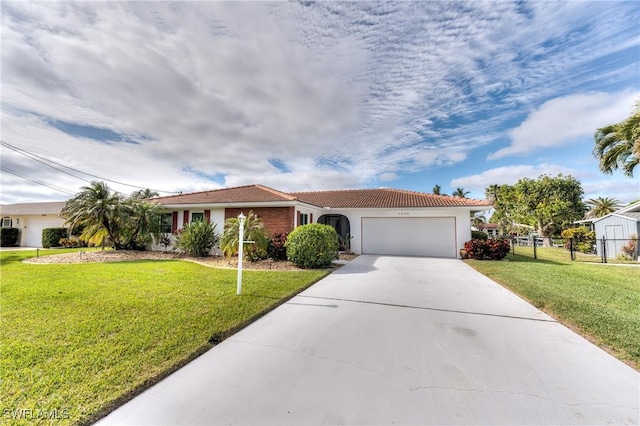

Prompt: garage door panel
xmin=362 ymin=217 xmax=456 ymax=257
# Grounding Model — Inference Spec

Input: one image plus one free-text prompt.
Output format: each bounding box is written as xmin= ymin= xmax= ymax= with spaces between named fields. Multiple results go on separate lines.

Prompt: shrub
xmin=42 ymin=228 xmax=68 ymax=248
xmin=619 ymin=234 xmax=638 ymax=260
xmin=471 ymin=230 xmax=489 ymax=240
xmin=267 ymin=232 xmax=288 ymax=261
xmin=58 ymin=237 xmax=85 ymax=248
xmin=220 ymin=212 xmax=268 ymax=262
xmin=286 ymin=224 xmax=339 ymax=269
xmin=174 ymin=221 xmax=219 ymax=257
xmin=463 ymin=237 xmax=510 ymax=260
xmin=561 ymin=227 xmax=595 ymax=254
xmin=0 ymin=228 xmax=19 ymax=247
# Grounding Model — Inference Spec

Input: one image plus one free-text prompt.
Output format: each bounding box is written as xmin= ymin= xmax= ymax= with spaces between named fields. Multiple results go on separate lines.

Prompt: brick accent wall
xmin=224 ymin=207 xmax=294 ymax=236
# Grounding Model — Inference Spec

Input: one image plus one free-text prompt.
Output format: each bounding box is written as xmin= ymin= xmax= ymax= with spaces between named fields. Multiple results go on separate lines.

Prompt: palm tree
xmin=584 ymin=197 xmax=622 ymax=219
xmin=593 ymin=100 xmax=640 ymax=177
xmin=131 ymin=188 xmax=159 ymax=200
xmin=485 ymin=184 xmax=501 ymax=204
xmin=121 ymin=199 xmax=163 ymax=250
xmin=433 ymin=184 xmax=444 ymax=196
xmin=452 ymin=187 xmax=470 ymax=198
xmin=470 ymin=214 xmax=486 ymax=228
xmin=61 ymin=181 xmax=123 ymax=248
xmin=220 ymin=211 xmax=268 ymax=259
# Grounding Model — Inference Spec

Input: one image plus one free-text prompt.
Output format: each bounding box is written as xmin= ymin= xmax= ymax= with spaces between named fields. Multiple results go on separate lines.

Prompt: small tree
xmin=286 ymin=223 xmax=339 ymax=269
xmin=560 ymin=227 xmax=595 ymax=254
xmin=174 ymin=221 xmax=219 ymax=257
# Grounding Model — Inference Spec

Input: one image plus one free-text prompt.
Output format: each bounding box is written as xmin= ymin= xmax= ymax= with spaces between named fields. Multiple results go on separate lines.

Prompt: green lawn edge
xmin=465 ymin=248 xmax=640 ymax=372
xmin=0 ymin=249 xmax=330 ymax=425
xmin=87 ymin=267 xmax=329 ymax=425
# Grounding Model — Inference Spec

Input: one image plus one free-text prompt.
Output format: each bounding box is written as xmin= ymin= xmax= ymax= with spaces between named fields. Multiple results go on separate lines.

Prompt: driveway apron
xmin=98 ymin=255 xmax=639 ymax=425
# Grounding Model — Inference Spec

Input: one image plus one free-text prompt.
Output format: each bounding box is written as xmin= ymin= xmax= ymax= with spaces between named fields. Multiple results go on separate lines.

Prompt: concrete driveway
xmin=98 ymin=255 xmax=639 ymax=425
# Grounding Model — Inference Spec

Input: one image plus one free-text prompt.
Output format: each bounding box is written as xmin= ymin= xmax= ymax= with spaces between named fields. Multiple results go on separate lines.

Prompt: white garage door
xmin=25 ymin=216 xmax=66 ymax=247
xmin=362 ymin=217 xmax=457 ymax=257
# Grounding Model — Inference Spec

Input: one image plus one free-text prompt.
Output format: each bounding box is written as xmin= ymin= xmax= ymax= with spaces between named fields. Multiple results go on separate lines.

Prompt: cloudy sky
xmin=1 ymin=1 xmax=639 ymax=205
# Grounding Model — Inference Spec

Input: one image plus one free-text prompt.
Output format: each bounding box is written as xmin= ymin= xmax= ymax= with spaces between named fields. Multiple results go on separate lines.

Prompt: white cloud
xmin=489 ymin=90 xmax=638 ymax=160
xmin=0 ymin=1 xmax=638 ymax=203
xmin=451 ymin=163 xmax=579 ymax=193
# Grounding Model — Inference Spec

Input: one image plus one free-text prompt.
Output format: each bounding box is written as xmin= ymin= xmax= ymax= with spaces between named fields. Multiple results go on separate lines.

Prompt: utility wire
xmin=1 ymin=166 xmax=77 ymax=196
xmin=1 ymin=140 xmax=181 ymax=194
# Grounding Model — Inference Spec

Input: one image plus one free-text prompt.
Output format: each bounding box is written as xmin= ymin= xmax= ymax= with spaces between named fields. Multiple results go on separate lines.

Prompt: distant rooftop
xmin=0 ymin=201 xmax=66 ymax=216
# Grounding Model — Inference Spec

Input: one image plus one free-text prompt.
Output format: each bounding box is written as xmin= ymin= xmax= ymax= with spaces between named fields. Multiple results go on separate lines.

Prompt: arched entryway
xmin=318 ymin=214 xmax=351 ymax=251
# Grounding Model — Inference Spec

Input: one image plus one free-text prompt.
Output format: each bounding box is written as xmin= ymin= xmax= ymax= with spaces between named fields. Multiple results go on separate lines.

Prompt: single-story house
xmin=592 ymin=201 xmax=640 ymax=260
xmin=0 ymin=201 xmax=67 ymax=247
xmin=475 ymin=223 xmax=499 ymax=237
xmin=153 ymin=184 xmax=491 ymax=258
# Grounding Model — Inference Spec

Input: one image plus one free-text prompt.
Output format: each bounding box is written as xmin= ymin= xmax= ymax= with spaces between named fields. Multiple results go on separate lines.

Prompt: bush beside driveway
xmin=0 ymin=249 xmax=327 ymax=425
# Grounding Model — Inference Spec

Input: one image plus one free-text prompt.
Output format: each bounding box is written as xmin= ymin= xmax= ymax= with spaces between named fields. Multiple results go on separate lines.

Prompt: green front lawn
xmin=0 ymin=250 xmax=327 ymax=425
xmin=467 ymin=247 xmax=640 ymax=370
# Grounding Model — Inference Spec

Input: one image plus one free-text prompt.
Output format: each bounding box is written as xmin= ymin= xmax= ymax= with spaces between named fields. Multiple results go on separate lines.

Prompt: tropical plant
xmin=593 ymin=100 xmax=640 ymax=177
xmin=490 ymin=174 xmax=586 ymax=246
xmin=286 ymin=223 xmax=339 ymax=269
xmin=619 ymin=234 xmax=638 ymax=260
xmin=120 ymin=199 xmax=163 ymax=250
xmin=220 ymin=211 xmax=268 ymax=261
xmin=561 ymin=227 xmax=596 ymax=254
xmin=433 ymin=184 xmax=444 ymax=195
xmin=267 ymin=232 xmax=289 ymax=261
xmin=463 ymin=238 xmax=510 ymax=260
xmin=452 ymin=187 xmax=469 ymax=198
xmin=159 ymin=234 xmax=172 ymax=252
xmin=470 ymin=214 xmax=486 ymax=228
xmin=584 ymin=197 xmax=621 ymax=219
xmin=61 ymin=181 xmax=163 ymax=250
xmin=131 ymin=188 xmax=159 ymax=200
xmin=174 ymin=220 xmax=219 ymax=257
xmin=61 ymin=181 xmax=123 ymax=248
xmin=485 ymin=184 xmax=502 ymax=205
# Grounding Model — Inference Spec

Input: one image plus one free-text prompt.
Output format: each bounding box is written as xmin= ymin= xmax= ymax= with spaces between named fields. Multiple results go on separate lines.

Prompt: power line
xmin=1 ymin=166 xmax=77 ymax=196
xmin=0 ymin=140 xmax=181 ymax=194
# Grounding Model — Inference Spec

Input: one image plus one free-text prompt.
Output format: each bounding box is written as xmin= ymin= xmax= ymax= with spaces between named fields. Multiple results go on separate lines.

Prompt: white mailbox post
xmin=236 ymin=213 xmax=245 ymax=295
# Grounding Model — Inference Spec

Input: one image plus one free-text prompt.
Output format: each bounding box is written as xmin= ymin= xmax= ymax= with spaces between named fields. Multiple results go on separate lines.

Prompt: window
xmin=1 ymin=218 xmax=12 ymax=228
xmin=299 ymin=213 xmax=309 ymax=226
xmin=191 ymin=212 xmax=204 ymax=222
xmin=160 ymin=213 xmax=172 ymax=233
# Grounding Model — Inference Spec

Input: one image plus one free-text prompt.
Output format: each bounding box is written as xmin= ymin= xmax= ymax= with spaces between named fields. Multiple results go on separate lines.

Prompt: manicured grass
xmin=467 ymin=247 xmax=640 ymax=370
xmin=0 ymin=250 xmax=327 ymax=424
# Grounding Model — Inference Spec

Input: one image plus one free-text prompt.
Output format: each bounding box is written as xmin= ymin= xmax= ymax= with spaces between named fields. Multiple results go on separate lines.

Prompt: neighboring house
xmin=0 ymin=201 xmax=67 ymax=247
xmin=476 ymin=223 xmax=499 ymax=237
xmin=592 ymin=201 xmax=640 ymax=260
xmin=153 ymin=184 xmax=491 ymax=258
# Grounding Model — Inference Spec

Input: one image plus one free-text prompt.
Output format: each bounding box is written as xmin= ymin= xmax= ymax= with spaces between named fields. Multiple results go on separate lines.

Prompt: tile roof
xmin=292 ymin=188 xmax=491 ymax=208
xmin=153 ymin=184 xmax=491 ymax=208
xmin=0 ymin=201 xmax=66 ymax=216
xmin=152 ymin=184 xmax=297 ymax=205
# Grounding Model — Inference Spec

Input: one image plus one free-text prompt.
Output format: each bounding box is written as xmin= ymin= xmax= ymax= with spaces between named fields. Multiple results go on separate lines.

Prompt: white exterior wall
xmin=317 ymin=208 xmax=472 ymax=257
xmin=2 ymin=215 xmax=67 ymax=247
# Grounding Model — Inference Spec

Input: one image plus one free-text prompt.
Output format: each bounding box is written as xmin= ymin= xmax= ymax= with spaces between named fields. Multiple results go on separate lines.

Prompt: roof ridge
xmin=153 ymin=184 xmax=283 ymax=201
xmin=255 ymin=184 xmax=298 ymax=200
